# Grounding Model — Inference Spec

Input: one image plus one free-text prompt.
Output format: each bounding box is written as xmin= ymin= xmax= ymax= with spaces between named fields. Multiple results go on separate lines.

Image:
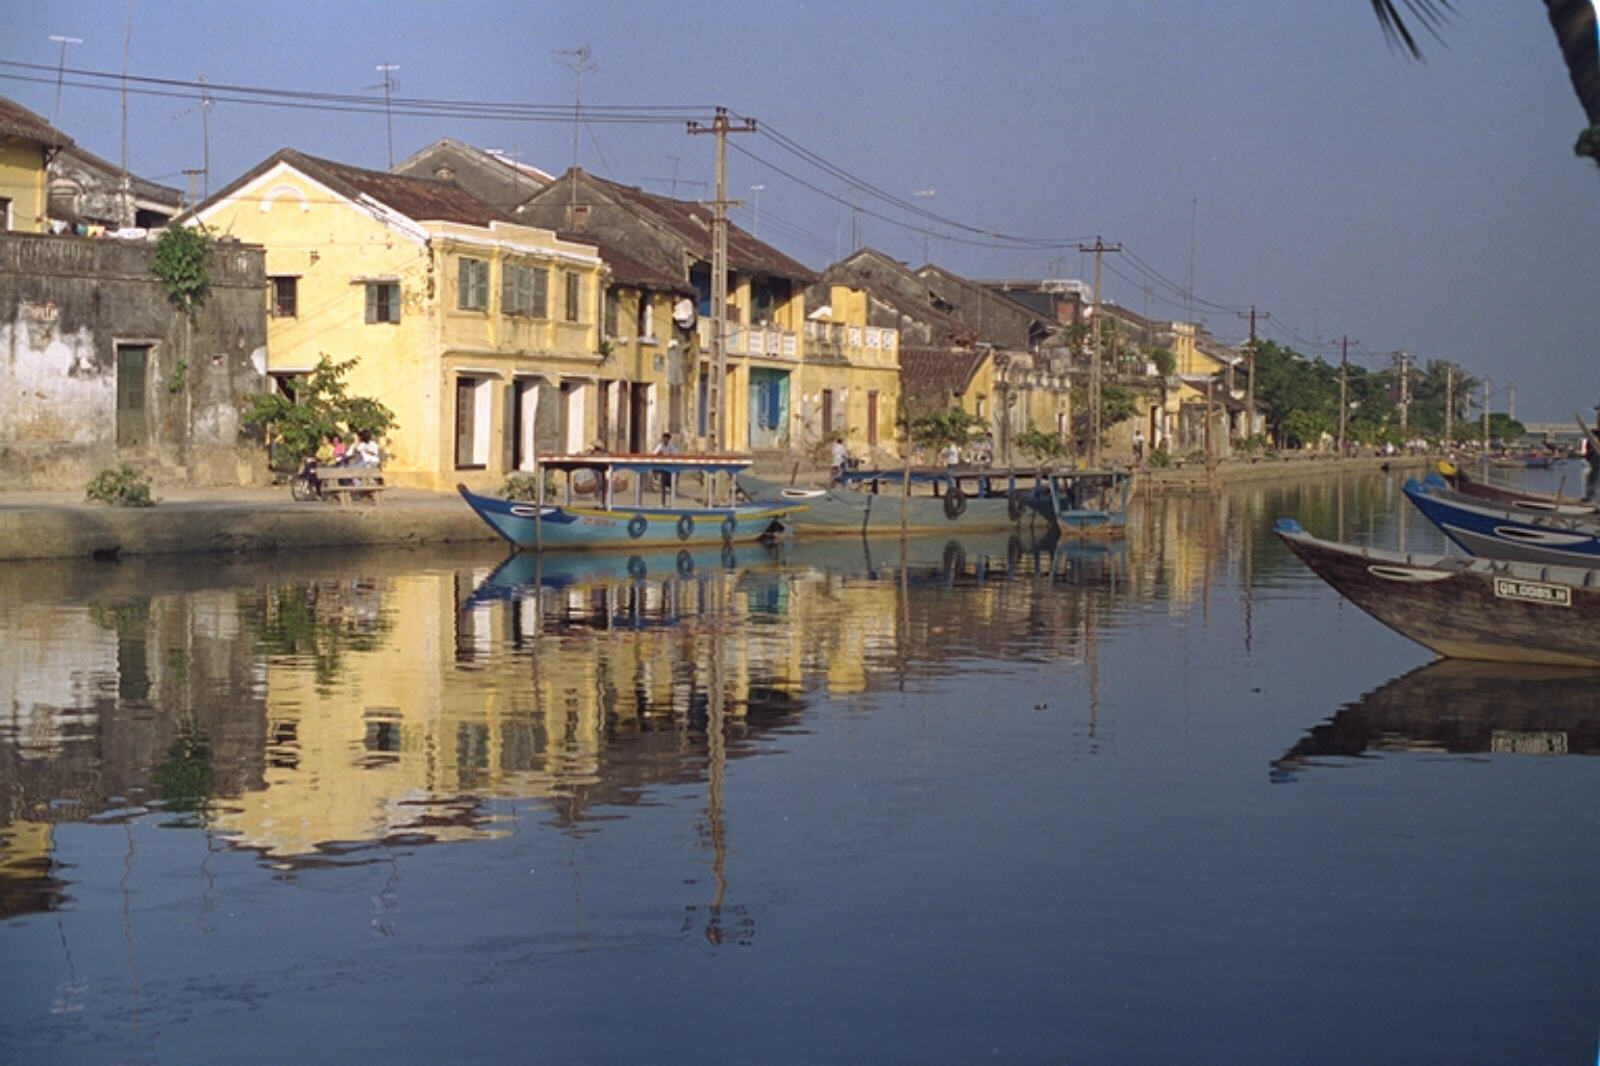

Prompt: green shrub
xmin=1146 ymin=448 xmax=1172 ymax=469
xmin=502 ymin=475 xmax=541 ymax=501
xmin=86 ymin=465 xmax=156 ymax=507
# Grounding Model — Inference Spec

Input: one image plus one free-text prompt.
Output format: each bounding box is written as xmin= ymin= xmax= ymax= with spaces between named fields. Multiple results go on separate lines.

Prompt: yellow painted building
xmin=516 ymin=170 xmax=819 ymax=455
xmin=798 ymin=284 xmax=902 ymax=462
xmin=194 ymin=149 xmax=611 ymax=490
xmin=0 ymin=96 xmax=66 ymax=234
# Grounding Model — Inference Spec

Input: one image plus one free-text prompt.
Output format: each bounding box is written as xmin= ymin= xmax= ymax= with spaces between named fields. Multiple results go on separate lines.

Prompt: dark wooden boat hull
xmin=1274 ymin=518 xmax=1600 ymax=666
xmin=1434 ymin=461 xmax=1597 ymax=515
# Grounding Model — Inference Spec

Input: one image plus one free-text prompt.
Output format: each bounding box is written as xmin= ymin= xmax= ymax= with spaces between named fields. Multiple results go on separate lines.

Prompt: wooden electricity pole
xmin=1444 ymin=365 xmax=1453 ymax=451
xmin=688 ymin=107 xmax=757 ymax=452
xmin=1078 ymin=238 xmax=1119 ymax=467
xmin=1337 ymin=336 xmax=1356 ymax=456
xmin=1237 ymin=306 xmax=1268 ymax=441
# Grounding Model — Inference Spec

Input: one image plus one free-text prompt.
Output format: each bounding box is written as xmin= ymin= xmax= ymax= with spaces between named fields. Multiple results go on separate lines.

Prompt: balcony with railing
xmin=801 ymin=320 xmax=899 ymax=366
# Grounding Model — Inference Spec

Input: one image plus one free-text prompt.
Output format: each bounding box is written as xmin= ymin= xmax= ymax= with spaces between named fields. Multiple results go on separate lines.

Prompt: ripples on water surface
xmin=2 ymin=466 xmax=1597 ymax=1064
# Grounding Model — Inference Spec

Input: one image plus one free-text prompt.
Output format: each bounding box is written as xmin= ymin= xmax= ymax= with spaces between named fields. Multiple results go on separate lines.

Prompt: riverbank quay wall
xmin=0 ymin=232 xmax=269 ymax=489
xmin=0 ymin=488 xmax=495 ymax=561
xmin=0 ymin=456 xmax=1435 ymax=562
xmin=1136 ymin=454 xmax=1432 ymax=493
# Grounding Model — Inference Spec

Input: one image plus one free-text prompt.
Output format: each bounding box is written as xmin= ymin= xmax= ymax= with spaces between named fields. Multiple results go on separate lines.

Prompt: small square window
xmin=365 ymin=282 xmax=400 ymax=324
xmin=270 ymin=276 xmax=298 ymax=318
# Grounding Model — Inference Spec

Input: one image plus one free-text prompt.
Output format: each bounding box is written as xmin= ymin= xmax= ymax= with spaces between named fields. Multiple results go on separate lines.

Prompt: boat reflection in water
xmin=463 ymin=527 xmax=1125 ymax=622
xmin=1272 ymin=659 xmax=1600 ymax=780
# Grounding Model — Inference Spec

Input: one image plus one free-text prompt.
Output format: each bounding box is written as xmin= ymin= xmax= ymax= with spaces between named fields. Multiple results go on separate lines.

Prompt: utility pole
xmin=1444 ymin=365 xmax=1453 ymax=452
xmin=687 ymin=106 xmax=757 ymax=451
xmin=1078 ymin=237 xmax=1120 ymax=467
xmin=1338 ymin=336 xmax=1355 ymax=456
xmin=1483 ymin=377 xmax=1491 ymax=454
xmin=1396 ymin=350 xmax=1410 ymax=437
xmin=1237 ymin=306 xmax=1268 ymax=441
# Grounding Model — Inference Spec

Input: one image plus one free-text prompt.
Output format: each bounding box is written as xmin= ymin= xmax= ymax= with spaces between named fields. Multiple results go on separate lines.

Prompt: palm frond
xmin=1370 ymin=0 xmax=1454 ymax=59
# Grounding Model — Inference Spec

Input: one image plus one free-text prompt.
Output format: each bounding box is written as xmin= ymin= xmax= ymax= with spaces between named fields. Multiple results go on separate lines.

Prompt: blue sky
xmin=4 ymin=0 xmax=1596 ymax=423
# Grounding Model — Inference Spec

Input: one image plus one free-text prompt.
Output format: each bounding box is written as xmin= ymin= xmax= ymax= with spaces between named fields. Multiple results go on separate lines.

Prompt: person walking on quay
xmin=829 ymin=435 xmax=850 ymax=482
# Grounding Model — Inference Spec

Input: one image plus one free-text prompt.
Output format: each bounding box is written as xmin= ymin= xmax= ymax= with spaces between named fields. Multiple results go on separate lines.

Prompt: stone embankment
xmin=0 ymin=455 xmax=1434 ymax=561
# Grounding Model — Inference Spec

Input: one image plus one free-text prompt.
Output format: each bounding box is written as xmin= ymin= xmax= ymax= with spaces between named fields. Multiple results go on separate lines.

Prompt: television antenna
xmin=173 ymin=73 xmax=214 ymax=202
xmin=48 ymin=34 xmax=83 ymax=125
xmin=368 ymin=63 xmax=400 ymax=167
xmin=552 ymin=45 xmax=594 ymax=174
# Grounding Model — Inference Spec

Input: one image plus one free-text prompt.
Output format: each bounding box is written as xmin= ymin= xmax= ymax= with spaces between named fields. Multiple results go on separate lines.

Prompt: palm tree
xmin=1372 ymin=0 xmax=1600 ymax=163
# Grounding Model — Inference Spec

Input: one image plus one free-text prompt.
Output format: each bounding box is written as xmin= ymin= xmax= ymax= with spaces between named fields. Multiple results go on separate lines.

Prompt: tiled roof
xmin=596 ymin=242 xmax=695 ymax=295
xmin=898 ymin=346 xmax=990 ymax=403
xmin=576 ymin=171 xmax=818 ymax=281
xmin=0 ymin=95 xmax=70 ymax=147
xmin=823 ymin=250 xmax=976 ymax=346
xmin=200 ymin=148 xmax=516 ymax=228
xmin=282 ymin=150 xmax=513 ymax=227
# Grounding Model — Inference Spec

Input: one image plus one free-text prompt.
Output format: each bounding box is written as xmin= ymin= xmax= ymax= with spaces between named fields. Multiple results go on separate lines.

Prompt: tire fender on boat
xmin=628 ymin=514 xmax=648 ymax=539
xmin=676 ymin=514 xmax=695 ymax=540
xmin=1006 ymin=490 xmax=1026 ymax=521
xmin=720 ymin=514 xmax=738 ymax=539
xmin=944 ymin=487 xmax=968 ymax=520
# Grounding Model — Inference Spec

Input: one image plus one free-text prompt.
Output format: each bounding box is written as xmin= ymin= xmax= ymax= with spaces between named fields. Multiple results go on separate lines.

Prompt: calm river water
xmin=2 ymin=465 xmax=1597 ymax=1065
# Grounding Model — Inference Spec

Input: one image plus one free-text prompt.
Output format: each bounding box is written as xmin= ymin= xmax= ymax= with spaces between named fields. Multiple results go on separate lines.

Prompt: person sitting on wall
xmin=352 ymin=431 xmax=381 ymax=468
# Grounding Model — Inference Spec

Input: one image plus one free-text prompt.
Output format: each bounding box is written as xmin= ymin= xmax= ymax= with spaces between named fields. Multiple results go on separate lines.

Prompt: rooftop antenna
xmin=370 ymin=63 xmax=400 ymax=167
xmin=173 ymin=73 xmax=213 ymax=202
xmin=748 ymin=183 xmax=764 ymax=239
xmin=552 ymin=45 xmax=594 ymax=174
xmin=48 ymin=35 xmax=83 ymax=126
xmin=913 ymin=187 xmax=934 ymax=262
xmin=553 ymin=45 xmax=594 ymax=224
xmin=119 ymin=0 xmax=132 ymax=226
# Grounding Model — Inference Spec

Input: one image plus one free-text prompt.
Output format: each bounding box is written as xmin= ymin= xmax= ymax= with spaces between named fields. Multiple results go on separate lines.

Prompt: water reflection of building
xmin=1273 ymin=661 xmax=1600 ymax=779
xmin=1 ymin=532 xmax=1134 ymax=902
xmin=0 ymin=580 xmax=267 ymax=918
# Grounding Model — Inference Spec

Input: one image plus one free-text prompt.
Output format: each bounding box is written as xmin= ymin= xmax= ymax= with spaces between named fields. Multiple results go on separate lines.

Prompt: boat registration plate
xmin=1492 ymin=577 xmax=1571 ymax=607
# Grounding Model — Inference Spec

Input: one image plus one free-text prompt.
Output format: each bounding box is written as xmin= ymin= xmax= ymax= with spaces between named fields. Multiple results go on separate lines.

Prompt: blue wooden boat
xmin=739 ymin=465 xmax=1128 ymax=537
xmin=457 ymin=453 xmax=802 ymax=551
xmin=1402 ymin=476 xmax=1600 ymax=568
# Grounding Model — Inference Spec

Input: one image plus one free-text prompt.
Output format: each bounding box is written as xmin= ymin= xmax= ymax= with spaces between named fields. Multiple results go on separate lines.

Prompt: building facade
xmin=194 ymin=149 xmax=612 ymax=490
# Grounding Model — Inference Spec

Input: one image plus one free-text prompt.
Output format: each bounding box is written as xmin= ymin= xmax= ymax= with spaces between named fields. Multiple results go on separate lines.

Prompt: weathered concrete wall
xmin=0 ymin=232 xmax=269 ymax=488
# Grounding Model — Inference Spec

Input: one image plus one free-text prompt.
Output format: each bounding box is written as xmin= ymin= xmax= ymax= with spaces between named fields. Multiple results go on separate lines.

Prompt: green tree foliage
xmin=241 ymin=355 xmax=398 ymax=465
xmin=1012 ymin=426 xmax=1066 ymax=465
xmin=148 ymin=224 xmax=211 ymax=316
xmin=899 ymin=407 xmax=984 ymax=453
xmin=1100 ymin=383 xmax=1140 ymax=426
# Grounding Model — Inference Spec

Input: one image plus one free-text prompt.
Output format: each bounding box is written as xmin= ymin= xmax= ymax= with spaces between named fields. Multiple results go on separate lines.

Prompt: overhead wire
xmin=4 ymin=58 xmax=1397 ymax=362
